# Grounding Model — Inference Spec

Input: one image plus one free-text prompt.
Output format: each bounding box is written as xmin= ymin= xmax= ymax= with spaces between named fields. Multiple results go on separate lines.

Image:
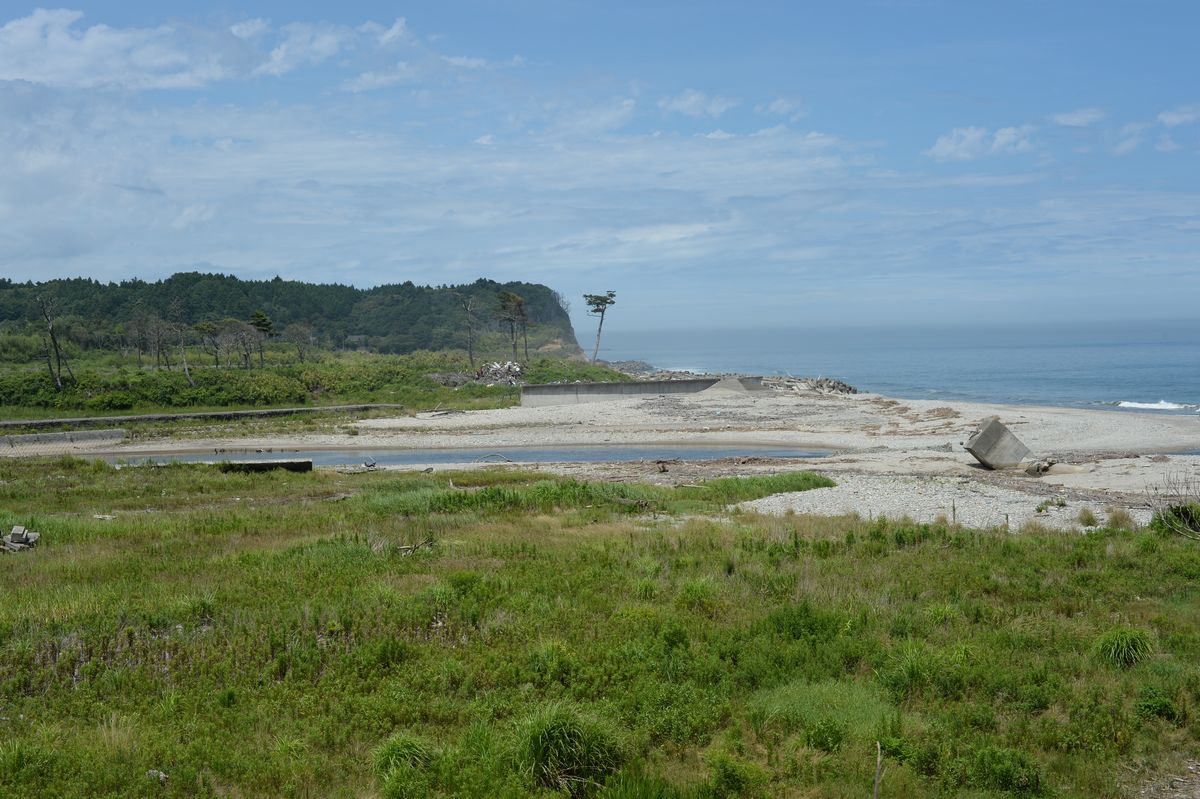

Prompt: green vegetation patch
xmin=0 ymin=458 xmax=1197 ymax=798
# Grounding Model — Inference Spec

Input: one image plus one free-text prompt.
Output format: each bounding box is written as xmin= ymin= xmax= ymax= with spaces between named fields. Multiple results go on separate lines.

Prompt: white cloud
xmin=1156 ymin=135 xmax=1181 ymax=153
xmin=376 ymin=18 xmax=409 ymax=46
xmin=702 ymin=129 xmax=734 ymax=140
xmin=658 ymin=89 xmax=738 ymax=118
xmin=1158 ymin=105 xmax=1200 ymax=127
xmin=443 ymin=55 xmax=487 ymax=69
xmin=0 ymin=8 xmax=234 ymax=89
xmin=342 ymin=62 xmax=416 ymax=92
xmin=1049 ymin=107 xmax=1106 ymax=127
xmin=926 ymin=125 xmax=1035 ymax=161
xmin=925 ymin=126 xmax=989 ymax=161
xmin=171 ymin=204 xmax=216 ymax=230
xmin=991 ymin=125 xmax=1035 ymax=154
xmin=230 ymin=18 xmax=269 ymax=40
xmin=255 ymin=23 xmax=353 ymax=77
xmin=548 ymin=98 xmax=636 ymax=137
xmin=474 ymin=134 xmax=494 ymax=145
xmin=756 ymin=97 xmax=802 ymax=116
xmin=1112 ymin=123 xmax=1147 ymax=155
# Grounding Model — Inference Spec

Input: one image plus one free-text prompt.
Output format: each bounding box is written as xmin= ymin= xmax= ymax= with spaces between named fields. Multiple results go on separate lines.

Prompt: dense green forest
xmin=0 ymin=273 xmax=579 ymax=358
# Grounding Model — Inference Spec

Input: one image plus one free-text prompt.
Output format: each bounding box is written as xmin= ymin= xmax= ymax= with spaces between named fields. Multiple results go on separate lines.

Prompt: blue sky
xmin=1 ymin=1 xmax=1197 ymax=332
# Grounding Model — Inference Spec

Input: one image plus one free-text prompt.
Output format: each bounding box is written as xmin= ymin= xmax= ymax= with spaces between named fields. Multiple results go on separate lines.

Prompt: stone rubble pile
xmin=2 ymin=525 xmax=40 ymax=553
xmin=476 ymin=361 xmax=523 ymax=385
xmin=765 ymin=376 xmax=859 ymax=395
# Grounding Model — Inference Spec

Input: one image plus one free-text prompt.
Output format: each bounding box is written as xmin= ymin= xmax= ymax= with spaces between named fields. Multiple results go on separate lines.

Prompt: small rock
xmin=147 ymin=769 xmax=169 ymax=785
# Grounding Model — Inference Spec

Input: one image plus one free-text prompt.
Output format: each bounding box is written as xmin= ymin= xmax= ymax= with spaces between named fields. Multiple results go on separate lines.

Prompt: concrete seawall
xmin=1 ymin=428 xmax=127 ymax=450
xmin=521 ymin=377 xmax=764 ymax=407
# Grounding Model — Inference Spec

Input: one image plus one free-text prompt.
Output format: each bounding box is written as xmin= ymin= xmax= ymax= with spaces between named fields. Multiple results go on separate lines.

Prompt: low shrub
xmin=707 ymin=751 xmax=767 ymax=798
xmin=516 ymin=703 xmax=625 ymax=795
xmin=1095 ymin=626 xmax=1153 ymax=669
xmin=373 ymin=731 xmax=434 ymax=777
xmin=1135 ymin=685 xmax=1180 ymax=722
xmin=968 ymin=745 xmax=1046 ymax=795
xmin=1106 ymin=506 xmax=1137 ymax=530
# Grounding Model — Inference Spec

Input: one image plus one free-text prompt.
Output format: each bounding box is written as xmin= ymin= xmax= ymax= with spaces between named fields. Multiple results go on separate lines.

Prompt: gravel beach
xmin=18 ymin=382 xmax=1200 ymax=530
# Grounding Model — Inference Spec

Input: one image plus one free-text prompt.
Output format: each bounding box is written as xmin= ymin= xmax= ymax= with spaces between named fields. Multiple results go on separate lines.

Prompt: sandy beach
xmin=22 ymin=381 xmax=1195 ymax=531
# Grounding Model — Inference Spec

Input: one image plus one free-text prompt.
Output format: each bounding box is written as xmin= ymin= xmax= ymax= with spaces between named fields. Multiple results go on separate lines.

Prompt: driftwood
xmin=396 ymin=536 xmax=435 ymax=556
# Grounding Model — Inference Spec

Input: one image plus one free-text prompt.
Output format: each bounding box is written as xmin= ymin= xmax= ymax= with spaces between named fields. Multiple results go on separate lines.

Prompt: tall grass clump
xmin=1095 ymin=626 xmax=1153 ymax=669
xmin=374 ymin=732 xmax=436 ymax=799
xmin=516 ymin=703 xmax=625 ymax=795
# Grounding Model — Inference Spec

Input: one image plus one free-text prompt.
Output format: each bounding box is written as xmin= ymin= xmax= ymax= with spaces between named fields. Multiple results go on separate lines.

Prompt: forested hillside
xmin=0 ymin=273 xmax=579 ymax=356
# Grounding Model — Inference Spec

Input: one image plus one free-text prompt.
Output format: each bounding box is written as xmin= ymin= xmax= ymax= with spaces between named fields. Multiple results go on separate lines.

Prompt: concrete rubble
xmin=764 ymin=376 xmax=859 ymax=395
xmin=2 ymin=525 xmax=40 ymax=553
xmin=964 ymin=417 xmax=1032 ymax=470
xmin=476 ymin=361 xmax=523 ymax=385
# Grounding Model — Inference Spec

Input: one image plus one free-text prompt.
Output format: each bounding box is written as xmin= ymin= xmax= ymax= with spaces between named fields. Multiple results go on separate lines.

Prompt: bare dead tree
xmin=176 ymin=322 xmax=196 ymax=388
xmin=35 ymin=294 xmax=73 ymax=389
xmin=496 ymin=291 xmax=523 ymax=362
xmin=283 ymin=323 xmax=314 ymax=364
xmin=454 ymin=292 xmax=478 ymax=370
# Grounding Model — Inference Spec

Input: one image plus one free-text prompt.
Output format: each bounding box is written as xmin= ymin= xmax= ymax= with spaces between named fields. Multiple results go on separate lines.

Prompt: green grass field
xmin=1 ymin=457 xmax=1197 ymax=797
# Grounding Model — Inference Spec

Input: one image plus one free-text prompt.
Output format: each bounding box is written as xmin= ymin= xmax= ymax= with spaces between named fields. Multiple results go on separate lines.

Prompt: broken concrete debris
xmin=3 ymin=525 xmax=40 ymax=553
xmin=762 ymin=376 xmax=859 ymax=395
xmin=1024 ymin=458 xmax=1059 ymax=476
xmin=476 ymin=361 xmax=523 ymax=385
xmin=964 ymin=417 xmax=1031 ymax=470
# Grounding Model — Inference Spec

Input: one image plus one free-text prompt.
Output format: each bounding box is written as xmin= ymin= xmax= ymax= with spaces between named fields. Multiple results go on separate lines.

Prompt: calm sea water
xmin=601 ymin=320 xmax=1200 ymax=413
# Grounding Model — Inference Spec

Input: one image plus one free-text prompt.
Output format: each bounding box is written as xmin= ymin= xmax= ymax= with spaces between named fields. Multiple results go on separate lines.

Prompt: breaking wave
xmin=1116 ymin=400 xmax=1198 ymax=411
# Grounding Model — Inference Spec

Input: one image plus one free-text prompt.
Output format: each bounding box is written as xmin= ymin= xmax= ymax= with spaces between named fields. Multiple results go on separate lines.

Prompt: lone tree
xmin=583 ymin=290 xmax=616 ymax=363
xmin=249 ymin=309 xmax=273 ymax=367
xmin=35 ymin=293 xmax=74 ymax=390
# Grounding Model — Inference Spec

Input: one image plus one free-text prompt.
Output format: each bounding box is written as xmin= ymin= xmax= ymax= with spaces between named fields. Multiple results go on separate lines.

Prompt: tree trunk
xmin=179 ymin=336 xmax=196 ymax=388
xmin=42 ymin=337 xmax=61 ymax=390
xmin=591 ymin=310 xmax=606 ymax=363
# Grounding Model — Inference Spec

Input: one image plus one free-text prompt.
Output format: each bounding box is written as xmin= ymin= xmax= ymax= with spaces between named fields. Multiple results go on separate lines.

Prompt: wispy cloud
xmin=1112 ymin=122 xmax=1147 ymax=155
xmin=442 ymin=55 xmax=487 ymax=69
xmin=658 ymin=89 xmax=738 ymax=118
xmin=342 ymin=62 xmax=417 ymax=92
xmin=925 ymin=125 xmax=1035 ymax=161
xmin=1158 ymin=104 xmax=1200 ymax=127
xmin=1049 ymin=107 xmax=1106 ymax=127
xmin=0 ymin=8 xmax=235 ymax=89
xmin=254 ymin=22 xmax=354 ymax=77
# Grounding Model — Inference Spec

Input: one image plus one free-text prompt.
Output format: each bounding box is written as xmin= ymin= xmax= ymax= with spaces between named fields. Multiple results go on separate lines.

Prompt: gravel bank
xmin=739 ymin=472 xmax=1154 ymax=531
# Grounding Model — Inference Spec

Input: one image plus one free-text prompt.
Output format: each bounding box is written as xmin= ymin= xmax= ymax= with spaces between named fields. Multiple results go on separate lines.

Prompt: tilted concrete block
xmin=965 ymin=417 xmax=1030 ymax=470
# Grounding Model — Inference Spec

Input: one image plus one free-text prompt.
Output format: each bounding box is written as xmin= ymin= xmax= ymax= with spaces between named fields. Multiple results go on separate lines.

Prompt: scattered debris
xmin=2 ymin=525 xmax=40 ymax=553
xmin=1025 ymin=457 xmax=1059 ymax=476
xmin=146 ymin=769 xmax=169 ymax=785
xmin=965 ymin=417 xmax=1031 ymax=470
xmin=476 ymin=361 xmax=523 ymax=385
xmin=764 ymin=376 xmax=859 ymax=395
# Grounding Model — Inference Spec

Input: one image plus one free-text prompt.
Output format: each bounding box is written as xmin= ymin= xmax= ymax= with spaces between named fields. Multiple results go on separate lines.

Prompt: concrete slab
xmin=965 ymin=417 xmax=1031 ymax=470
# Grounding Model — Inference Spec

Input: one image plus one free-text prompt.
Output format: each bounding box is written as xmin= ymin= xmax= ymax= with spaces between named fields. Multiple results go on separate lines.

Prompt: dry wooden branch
xmin=396 ymin=536 xmax=434 ymax=555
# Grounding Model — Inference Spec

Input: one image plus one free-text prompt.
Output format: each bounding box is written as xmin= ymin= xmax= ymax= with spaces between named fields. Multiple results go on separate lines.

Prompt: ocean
xmin=599 ymin=319 xmax=1200 ymax=414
